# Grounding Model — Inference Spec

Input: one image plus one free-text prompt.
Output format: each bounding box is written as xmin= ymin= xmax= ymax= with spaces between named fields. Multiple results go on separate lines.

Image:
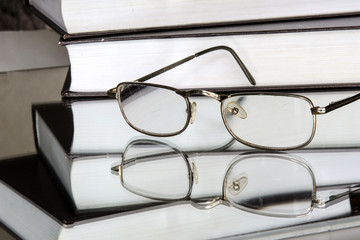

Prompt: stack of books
xmin=2 ymin=1 xmax=360 ymax=239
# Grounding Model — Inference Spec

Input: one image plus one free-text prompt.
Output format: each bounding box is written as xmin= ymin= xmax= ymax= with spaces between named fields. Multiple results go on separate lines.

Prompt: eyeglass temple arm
xmin=314 ymin=184 xmax=360 ymax=208
xmin=107 ymin=46 xmax=256 ymax=98
xmin=135 ymin=45 xmax=256 ymax=85
xmin=312 ymin=93 xmax=360 ymax=114
xmin=107 ymin=46 xmax=255 ymax=98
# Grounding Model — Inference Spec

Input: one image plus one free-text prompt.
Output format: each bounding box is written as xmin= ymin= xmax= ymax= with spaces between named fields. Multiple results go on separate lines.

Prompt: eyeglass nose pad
xmin=224 ymin=101 xmax=247 ymax=119
xmin=190 ymin=197 xmax=223 ymax=210
xmin=190 ymin=101 xmax=197 ymax=124
xmin=191 ymin=161 xmax=199 ymax=185
xmin=227 ymin=175 xmax=248 ymax=196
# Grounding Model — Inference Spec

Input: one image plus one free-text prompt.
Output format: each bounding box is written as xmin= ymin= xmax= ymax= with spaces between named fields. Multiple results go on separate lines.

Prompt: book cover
xmin=28 ymin=0 xmax=360 ymax=38
xmin=59 ymin=16 xmax=360 ymax=97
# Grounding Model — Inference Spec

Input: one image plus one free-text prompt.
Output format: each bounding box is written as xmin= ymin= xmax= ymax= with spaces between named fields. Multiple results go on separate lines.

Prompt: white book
xmin=0 ymin=153 xmax=359 ymax=240
xmin=59 ymin=20 xmax=360 ymax=97
xmin=35 ymin=89 xmax=360 ymax=155
xmin=29 ymin=0 xmax=360 ymax=36
xmin=33 ymin=98 xmax=360 ymax=211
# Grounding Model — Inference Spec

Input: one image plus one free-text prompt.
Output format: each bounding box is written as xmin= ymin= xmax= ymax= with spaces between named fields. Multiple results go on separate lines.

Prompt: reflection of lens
xmin=121 ymin=140 xmax=192 ymax=200
xmin=224 ymin=154 xmax=315 ymax=217
xmin=221 ymin=94 xmax=315 ymax=150
xmin=118 ymin=83 xmax=190 ymax=136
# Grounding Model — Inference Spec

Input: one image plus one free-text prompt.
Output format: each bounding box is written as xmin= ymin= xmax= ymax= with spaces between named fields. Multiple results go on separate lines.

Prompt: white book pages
xmin=30 ymin=0 xmax=360 ymax=34
xmin=66 ymin=29 xmax=360 ymax=93
xmin=37 ymin=105 xmax=360 ymax=210
xmin=68 ymin=90 xmax=360 ymax=154
xmin=0 ymin=180 xmax=353 ymax=240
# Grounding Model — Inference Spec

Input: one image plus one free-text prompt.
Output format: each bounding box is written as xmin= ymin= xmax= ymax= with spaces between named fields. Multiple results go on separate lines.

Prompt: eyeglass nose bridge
xmin=186 ymin=89 xmax=221 ymax=125
xmin=190 ymin=197 xmax=223 ymax=210
xmin=186 ymin=89 xmax=221 ymax=101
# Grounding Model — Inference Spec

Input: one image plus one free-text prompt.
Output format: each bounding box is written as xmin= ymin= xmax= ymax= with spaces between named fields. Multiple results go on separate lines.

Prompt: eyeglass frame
xmin=108 ymin=45 xmax=360 ymax=151
xmin=111 ymin=139 xmax=360 ymax=218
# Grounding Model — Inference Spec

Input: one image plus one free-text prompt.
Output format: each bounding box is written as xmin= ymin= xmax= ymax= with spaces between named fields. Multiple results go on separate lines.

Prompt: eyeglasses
xmin=108 ymin=45 xmax=360 ymax=150
xmin=111 ymin=139 xmax=360 ymax=218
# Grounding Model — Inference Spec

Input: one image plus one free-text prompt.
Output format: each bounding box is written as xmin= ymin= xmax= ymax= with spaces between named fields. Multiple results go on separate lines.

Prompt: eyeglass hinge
xmin=107 ymin=87 xmax=117 ymax=99
xmin=311 ymin=106 xmax=327 ymax=115
xmin=313 ymin=199 xmax=327 ymax=208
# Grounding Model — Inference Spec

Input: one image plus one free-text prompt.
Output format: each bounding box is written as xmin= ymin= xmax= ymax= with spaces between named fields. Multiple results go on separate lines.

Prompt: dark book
xmin=32 ymin=87 xmax=360 ymax=211
xmin=28 ymin=0 xmax=360 ymax=38
xmin=58 ymin=16 xmax=360 ymax=97
xmin=0 ymin=154 xmax=156 ymax=239
xmin=32 ymin=101 xmax=162 ymax=212
xmin=1 ymin=150 xmax=360 ymax=239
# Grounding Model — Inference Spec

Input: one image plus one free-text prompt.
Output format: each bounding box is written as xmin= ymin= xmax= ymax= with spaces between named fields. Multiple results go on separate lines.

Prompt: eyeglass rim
xmin=222 ymin=152 xmax=317 ymax=218
xmin=116 ymin=81 xmax=317 ymax=150
xmin=119 ymin=139 xmax=194 ymax=201
xmin=116 ymin=82 xmax=192 ymax=137
xmin=220 ymin=92 xmax=317 ymax=151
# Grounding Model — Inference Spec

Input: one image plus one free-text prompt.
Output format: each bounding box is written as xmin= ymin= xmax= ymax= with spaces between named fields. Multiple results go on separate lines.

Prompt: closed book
xmin=35 ymin=87 xmax=360 ymax=155
xmin=32 ymin=86 xmax=360 ymax=211
xmin=59 ymin=16 xmax=360 ymax=97
xmin=28 ymin=0 xmax=360 ymax=38
xmin=1 ymin=149 xmax=360 ymax=239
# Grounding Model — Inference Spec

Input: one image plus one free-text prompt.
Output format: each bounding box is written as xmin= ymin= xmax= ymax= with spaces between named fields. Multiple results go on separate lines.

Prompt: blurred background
xmin=0 ymin=0 xmax=69 ymax=163
xmin=0 ymin=1 xmax=69 ymax=239
xmin=0 ymin=0 xmax=45 ymax=30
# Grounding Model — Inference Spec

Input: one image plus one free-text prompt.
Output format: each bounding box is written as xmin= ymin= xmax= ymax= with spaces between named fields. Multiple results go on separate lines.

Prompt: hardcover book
xmin=28 ymin=0 xmax=360 ymax=38
xmin=36 ymin=87 xmax=360 ymax=154
xmin=59 ymin=16 xmax=360 ymax=97
xmin=1 ymin=150 xmax=360 ymax=239
xmin=33 ymin=89 xmax=360 ymax=211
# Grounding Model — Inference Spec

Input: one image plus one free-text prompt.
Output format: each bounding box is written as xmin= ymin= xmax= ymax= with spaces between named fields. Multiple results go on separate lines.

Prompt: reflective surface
xmin=224 ymin=154 xmax=315 ymax=217
xmin=111 ymin=139 xmax=360 ymax=218
xmin=121 ymin=140 xmax=193 ymax=199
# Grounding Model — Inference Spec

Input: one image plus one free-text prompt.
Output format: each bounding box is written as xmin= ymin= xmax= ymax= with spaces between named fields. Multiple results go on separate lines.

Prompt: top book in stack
xmin=29 ymin=0 xmax=360 ymax=38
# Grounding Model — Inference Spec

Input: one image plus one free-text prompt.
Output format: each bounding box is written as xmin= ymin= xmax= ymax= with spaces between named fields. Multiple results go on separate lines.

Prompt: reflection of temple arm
xmin=135 ymin=45 xmax=256 ymax=85
xmin=312 ymin=93 xmax=360 ymax=114
xmin=314 ymin=184 xmax=360 ymax=208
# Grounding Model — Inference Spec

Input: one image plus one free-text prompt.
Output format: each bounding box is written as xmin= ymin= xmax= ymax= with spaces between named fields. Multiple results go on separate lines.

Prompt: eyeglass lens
xmin=221 ymin=94 xmax=315 ymax=149
xmin=118 ymin=83 xmax=190 ymax=136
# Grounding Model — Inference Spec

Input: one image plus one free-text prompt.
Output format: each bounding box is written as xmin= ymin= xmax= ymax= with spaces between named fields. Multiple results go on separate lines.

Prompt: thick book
xmin=35 ymin=87 xmax=360 ymax=154
xmin=2 ymin=151 xmax=360 ymax=239
xmin=28 ymin=0 xmax=360 ymax=38
xmin=59 ymin=16 xmax=360 ymax=97
xmin=32 ymin=89 xmax=360 ymax=211
xmin=0 ymin=154 xmax=150 ymax=239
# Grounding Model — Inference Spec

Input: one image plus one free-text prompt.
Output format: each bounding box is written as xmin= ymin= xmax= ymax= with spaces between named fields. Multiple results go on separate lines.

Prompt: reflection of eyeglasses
xmin=111 ymin=139 xmax=360 ymax=218
xmin=108 ymin=46 xmax=360 ymax=150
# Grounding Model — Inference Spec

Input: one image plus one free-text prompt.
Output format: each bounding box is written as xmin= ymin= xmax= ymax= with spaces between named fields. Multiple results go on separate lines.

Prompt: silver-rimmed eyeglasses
xmin=108 ymin=46 xmax=360 ymax=150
